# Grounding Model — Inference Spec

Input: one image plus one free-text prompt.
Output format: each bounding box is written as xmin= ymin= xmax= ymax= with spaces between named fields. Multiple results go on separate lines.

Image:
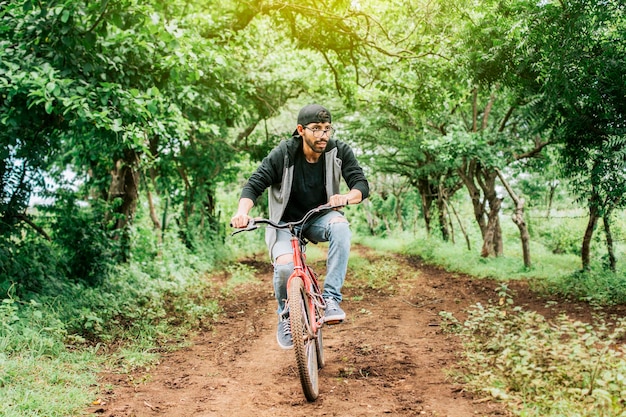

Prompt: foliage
xmin=1 ymin=0 xmax=625 ymax=413
xmin=0 ymin=191 xmax=119 ymax=298
xmin=47 ymin=191 xmax=120 ymax=285
xmin=368 ymin=212 xmax=625 ymax=305
xmin=534 ymin=218 xmax=585 ymax=256
xmin=0 ymin=202 xmax=229 ymax=416
xmin=0 ymin=351 xmax=100 ymax=417
xmin=538 ymin=269 xmax=626 ymax=307
xmin=346 ymin=256 xmax=402 ymax=292
xmin=441 ymin=301 xmax=626 ymax=416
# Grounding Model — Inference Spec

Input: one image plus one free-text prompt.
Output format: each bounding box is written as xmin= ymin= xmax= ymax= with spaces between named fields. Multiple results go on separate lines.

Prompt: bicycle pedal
xmin=324 ymin=319 xmax=343 ymax=325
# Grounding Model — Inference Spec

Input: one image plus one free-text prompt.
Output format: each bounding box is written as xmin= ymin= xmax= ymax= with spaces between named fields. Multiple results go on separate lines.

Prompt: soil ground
xmin=86 ymin=244 xmax=605 ymax=417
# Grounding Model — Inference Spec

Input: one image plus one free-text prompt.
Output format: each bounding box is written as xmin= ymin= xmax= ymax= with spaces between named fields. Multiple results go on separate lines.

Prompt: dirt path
xmin=87 ymin=245 xmax=581 ymax=417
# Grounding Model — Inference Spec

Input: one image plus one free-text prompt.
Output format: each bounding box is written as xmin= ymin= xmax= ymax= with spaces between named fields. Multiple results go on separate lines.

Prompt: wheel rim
xmin=305 ymin=335 xmax=318 ymax=391
xmin=301 ymin=289 xmax=318 ymax=393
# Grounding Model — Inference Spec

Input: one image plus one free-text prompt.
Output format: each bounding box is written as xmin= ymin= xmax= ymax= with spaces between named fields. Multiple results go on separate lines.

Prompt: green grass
xmin=0 ymin=351 xmax=101 ymax=417
xmin=356 ymin=225 xmax=626 ymax=306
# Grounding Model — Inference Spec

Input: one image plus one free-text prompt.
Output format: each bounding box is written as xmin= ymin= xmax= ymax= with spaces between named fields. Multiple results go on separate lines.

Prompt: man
xmin=230 ymin=104 xmax=369 ymax=349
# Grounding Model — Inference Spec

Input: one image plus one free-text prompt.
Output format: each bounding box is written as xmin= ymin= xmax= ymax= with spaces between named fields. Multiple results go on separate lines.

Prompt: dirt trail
xmin=87 ymin=245 xmax=584 ymax=417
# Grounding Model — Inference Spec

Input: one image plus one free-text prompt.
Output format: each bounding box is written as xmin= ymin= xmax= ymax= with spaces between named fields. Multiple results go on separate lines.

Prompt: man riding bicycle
xmin=230 ymin=104 xmax=370 ymax=349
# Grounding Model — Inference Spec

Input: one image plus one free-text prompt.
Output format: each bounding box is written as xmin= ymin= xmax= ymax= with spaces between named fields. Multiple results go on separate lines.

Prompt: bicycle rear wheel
xmin=288 ymin=276 xmax=319 ymax=401
xmin=315 ymin=324 xmax=325 ymax=369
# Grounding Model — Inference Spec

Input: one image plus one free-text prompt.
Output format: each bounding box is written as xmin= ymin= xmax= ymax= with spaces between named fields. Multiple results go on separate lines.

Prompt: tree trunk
xmin=603 ymin=210 xmax=616 ymax=272
xmin=494 ymin=215 xmax=503 ymax=255
xmin=416 ymin=179 xmax=434 ymax=235
xmin=394 ymin=193 xmax=404 ymax=230
xmin=447 ymin=201 xmax=455 ymax=244
xmin=107 ymin=150 xmax=140 ymax=231
xmin=436 ymin=196 xmax=450 ymax=241
xmin=460 ymin=171 xmax=487 ymax=237
xmin=363 ymin=201 xmax=377 ymax=235
xmin=497 ymin=169 xmax=531 ymax=268
xmin=546 ymin=181 xmax=558 ymax=219
xmin=107 ymin=150 xmax=140 ymax=262
xmin=581 ymin=204 xmax=599 ymax=271
xmin=481 ymin=197 xmax=502 ymax=257
xmin=447 ymin=200 xmax=471 ymax=251
xmin=479 ymin=168 xmax=503 ymax=257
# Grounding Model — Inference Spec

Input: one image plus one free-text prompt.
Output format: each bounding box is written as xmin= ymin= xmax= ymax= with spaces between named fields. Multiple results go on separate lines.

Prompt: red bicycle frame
xmin=286 ymin=234 xmax=325 ymax=335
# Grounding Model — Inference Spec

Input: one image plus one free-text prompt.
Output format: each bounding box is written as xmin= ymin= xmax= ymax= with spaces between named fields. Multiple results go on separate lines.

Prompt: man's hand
xmin=230 ymin=212 xmax=251 ymax=228
xmin=328 ymin=190 xmax=362 ymax=209
xmin=328 ymin=194 xmax=350 ymax=208
xmin=230 ymin=198 xmax=254 ymax=228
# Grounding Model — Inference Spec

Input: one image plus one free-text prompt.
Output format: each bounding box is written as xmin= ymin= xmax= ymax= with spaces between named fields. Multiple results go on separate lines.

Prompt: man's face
xmin=301 ymin=122 xmax=333 ymax=154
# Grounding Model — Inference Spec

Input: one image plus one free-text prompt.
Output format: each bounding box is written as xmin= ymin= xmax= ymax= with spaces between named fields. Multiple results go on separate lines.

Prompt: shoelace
xmin=325 ymin=298 xmax=339 ymax=311
xmin=281 ymin=318 xmax=291 ymax=336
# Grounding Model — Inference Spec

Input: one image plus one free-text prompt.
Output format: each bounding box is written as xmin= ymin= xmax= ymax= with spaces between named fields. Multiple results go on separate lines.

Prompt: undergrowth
xmin=440 ymin=296 xmax=626 ymax=416
xmin=0 ymin=218 xmax=240 ymax=416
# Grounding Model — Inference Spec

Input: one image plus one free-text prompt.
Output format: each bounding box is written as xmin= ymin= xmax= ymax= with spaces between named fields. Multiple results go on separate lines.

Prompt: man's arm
xmin=338 ymin=142 xmax=369 ymax=201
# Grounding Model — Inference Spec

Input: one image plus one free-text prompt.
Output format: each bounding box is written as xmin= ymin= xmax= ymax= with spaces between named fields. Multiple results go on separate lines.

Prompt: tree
xmin=511 ymin=0 xmax=626 ymax=269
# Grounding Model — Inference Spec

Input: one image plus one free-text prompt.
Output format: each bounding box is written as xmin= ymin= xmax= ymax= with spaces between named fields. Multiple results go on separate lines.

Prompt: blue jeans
xmin=271 ymin=211 xmax=351 ymax=313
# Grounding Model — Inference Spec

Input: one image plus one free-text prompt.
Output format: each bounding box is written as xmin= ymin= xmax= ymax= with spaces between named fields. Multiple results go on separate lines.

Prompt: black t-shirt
xmin=281 ymin=152 xmax=327 ymax=222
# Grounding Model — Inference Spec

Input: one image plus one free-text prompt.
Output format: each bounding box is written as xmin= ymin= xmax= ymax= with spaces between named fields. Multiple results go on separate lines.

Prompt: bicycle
xmin=231 ymin=204 xmax=344 ymax=401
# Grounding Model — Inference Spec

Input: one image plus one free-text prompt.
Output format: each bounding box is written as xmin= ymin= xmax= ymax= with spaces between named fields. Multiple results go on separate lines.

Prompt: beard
xmin=304 ymin=136 xmax=328 ymax=154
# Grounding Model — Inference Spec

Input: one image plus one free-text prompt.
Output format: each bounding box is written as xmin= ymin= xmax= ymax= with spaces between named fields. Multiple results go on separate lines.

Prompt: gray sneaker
xmin=324 ymin=297 xmax=346 ymax=324
xmin=276 ymin=314 xmax=293 ymax=349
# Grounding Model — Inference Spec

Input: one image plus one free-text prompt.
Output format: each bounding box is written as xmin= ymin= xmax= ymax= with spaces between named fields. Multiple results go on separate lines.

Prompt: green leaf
xmin=111 ymin=119 xmax=124 ymax=132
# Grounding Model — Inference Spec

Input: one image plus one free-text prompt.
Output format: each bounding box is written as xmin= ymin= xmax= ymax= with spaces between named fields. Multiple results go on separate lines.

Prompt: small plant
xmin=495 ymin=283 xmax=515 ymax=307
xmin=438 ymin=310 xmax=462 ymax=333
xmin=225 ymin=263 xmax=258 ymax=288
xmin=348 ymin=258 xmax=401 ymax=291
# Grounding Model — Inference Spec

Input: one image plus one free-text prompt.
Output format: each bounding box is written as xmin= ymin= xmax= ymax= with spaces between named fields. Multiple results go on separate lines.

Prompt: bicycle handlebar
xmin=230 ymin=203 xmax=347 ymax=236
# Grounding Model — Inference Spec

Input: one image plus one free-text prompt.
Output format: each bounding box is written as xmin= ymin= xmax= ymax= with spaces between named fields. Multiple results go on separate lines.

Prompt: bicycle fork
xmin=287 ymin=269 xmax=321 ymax=340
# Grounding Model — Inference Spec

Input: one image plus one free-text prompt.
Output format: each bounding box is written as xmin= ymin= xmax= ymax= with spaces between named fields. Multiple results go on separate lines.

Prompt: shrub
xmin=536 ymin=220 xmax=583 ymax=255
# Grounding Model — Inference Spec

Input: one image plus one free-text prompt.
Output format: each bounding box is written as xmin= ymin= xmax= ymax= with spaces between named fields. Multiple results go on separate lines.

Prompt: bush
xmin=46 ymin=191 xmax=119 ymax=286
xmin=538 ymin=268 xmax=626 ymax=306
xmin=536 ymin=220 xmax=583 ymax=255
xmin=0 ymin=236 xmax=66 ymax=298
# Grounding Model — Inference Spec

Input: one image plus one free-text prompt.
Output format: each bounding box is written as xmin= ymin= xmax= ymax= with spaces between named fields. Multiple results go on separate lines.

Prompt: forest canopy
xmin=1 ymin=0 xmax=625 ymax=294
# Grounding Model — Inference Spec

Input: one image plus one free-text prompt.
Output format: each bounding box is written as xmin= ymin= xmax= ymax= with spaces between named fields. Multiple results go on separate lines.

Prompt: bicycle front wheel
xmin=288 ymin=276 xmax=319 ymax=401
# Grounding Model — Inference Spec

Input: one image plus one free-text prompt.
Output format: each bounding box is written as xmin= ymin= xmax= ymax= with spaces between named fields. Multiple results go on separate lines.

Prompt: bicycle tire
xmin=288 ymin=276 xmax=319 ymax=401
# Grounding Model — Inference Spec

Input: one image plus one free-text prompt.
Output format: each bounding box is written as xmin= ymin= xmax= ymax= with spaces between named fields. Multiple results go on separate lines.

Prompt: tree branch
xmin=513 ymin=137 xmax=551 ymax=160
xmin=15 ymin=213 xmax=51 ymax=241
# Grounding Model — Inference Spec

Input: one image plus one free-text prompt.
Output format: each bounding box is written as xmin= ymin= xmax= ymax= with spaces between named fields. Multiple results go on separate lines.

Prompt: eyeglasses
xmin=305 ymin=126 xmax=335 ymax=138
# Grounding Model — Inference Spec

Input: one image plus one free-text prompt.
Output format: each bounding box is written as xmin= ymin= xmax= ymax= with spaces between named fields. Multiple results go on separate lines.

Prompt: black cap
xmin=297 ymin=104 xmax=331 ymax=126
